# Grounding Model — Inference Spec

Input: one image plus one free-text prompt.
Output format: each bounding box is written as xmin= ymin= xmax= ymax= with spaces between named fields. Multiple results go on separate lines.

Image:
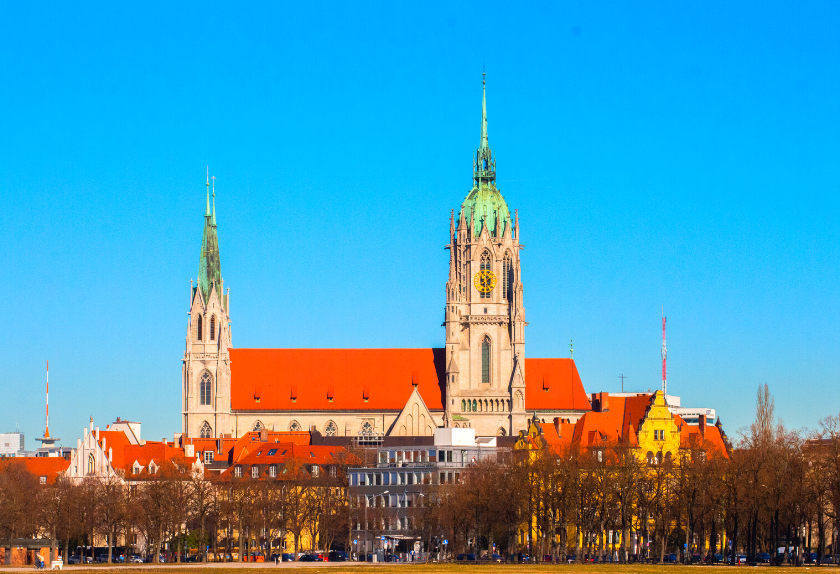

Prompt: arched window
xmin=481 ymin=336 xmax=491 ymax=384
xmin=325 ymin=420 xmax=337 ymax=436
xmin=472 ymin=399 xmax=477 ymax=412
xmin=199 ymin=421 xmax=212 ymax=438
xmin=480 ymin=251 xmax=492 ymax=299
xmin=647 ymin=451 xmax=654 ymax=465
xmin=361 ymin=421 xmax=373 ymax=435
xmin=253 ymin=420 xmax=263 ymax=432
xmin=466 ymin=400 xmax=471 ymax=412
xmin=210 ymin=316 xmax=216 ymax=341
xmin=503 ymin=252 xmax=513 ymax=302
xmin=200 ymin=372 xmax=212 ymax=406
xmin=461 ymin=399 xmax=466 ymax=412
xmin=87 ymin=454 xmax=95 ymax=475
xmin=289 ymin=420 xmax=302 ymax=432
xmin=197 ymin=315 xmax=203 ymax=341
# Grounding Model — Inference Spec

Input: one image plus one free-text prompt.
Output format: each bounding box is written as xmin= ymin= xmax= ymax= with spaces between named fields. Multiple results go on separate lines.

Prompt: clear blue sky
xmin=1 ymin=2 xmax=838 ymax=445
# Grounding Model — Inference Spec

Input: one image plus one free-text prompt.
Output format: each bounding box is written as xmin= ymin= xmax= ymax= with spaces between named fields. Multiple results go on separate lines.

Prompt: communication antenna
xmin=619 ymin=374 xmax=627 ymax=393
xmin=661 ymin=308 xmax=667 ymax=402
xmin=37 ymin=361 xmax=59 ymax=447
xmin=569 ymin=339 xmax=574 ymax=359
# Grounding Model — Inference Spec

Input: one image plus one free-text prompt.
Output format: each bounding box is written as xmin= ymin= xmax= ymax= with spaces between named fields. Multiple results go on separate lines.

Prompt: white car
xmin=130 ymin=556 xmax=143 ymax=563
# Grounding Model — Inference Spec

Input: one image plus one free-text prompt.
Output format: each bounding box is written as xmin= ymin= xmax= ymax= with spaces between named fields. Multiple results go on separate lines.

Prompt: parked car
xmin=491 ymin=553 xmax=503 ymax=562
xmin=328 ymin=551 xmax=348 ymax=562
xmin=299 ymin=554 xmax=323 ymax=562
xmin=736 ymin=554 xmax=747 ymax=564
xmin=757 ymin=552 xmax=771 ymax=563
xmin=95 ymin=554 xmax=110 ymax=563
xmin=663 ymin=553 xmax=678 ymax=563
xmin=67 ymin=556 xmax=82 ymax=565
xmin=282 ymin=553 xmax=295 ymax=562
xmin=129 ymin=555 xmax=143 ymax=563
xmin=384 ymin=554 xmax=400 ymax=562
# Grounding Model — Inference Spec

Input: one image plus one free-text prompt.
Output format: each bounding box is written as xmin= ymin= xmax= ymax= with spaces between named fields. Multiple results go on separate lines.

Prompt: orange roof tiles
xmin=14 ymin=457 xmax=70 ymax=483
xmin=525 ymin=359 xmax=591 ymax=412
xmin=96 ymin=430 xmax=132 ymax=470
xmin=229 ymin=348 xmax=591 ymax=413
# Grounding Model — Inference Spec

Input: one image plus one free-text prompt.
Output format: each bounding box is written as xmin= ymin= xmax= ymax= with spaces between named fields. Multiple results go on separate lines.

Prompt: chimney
xmin=600 ymin=392 xmax=609 ymax=412
xmin=95 ymin=427 xmax=100 ymax=440
xmin=108 ymin=447 xmax=112 ymax=463
xmin=699 ymin=414 xmax=707 ymax=437
xmin=260 ymin=428 xmax=268 ymax=442
xmin=184 ymin=444 xmax=195 ymax=458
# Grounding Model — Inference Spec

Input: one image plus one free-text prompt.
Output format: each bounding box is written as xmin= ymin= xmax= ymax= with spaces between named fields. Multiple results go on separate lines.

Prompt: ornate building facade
xmin=182 ymin=80 xmax=591 ymax=440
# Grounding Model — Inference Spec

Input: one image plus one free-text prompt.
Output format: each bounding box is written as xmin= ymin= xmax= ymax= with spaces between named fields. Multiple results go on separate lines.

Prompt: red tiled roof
xmin=96 ymin=430 xmax=132 ymax=470
xmin=229 ymin=348 xmax=590 ymax=412
xmin=525 ymin=359 xmax=591 ymax=412
xmin=12 ymin=457 xmax=70 ymax=484
xmin=220 ymin=443 xmax=350 ymax=480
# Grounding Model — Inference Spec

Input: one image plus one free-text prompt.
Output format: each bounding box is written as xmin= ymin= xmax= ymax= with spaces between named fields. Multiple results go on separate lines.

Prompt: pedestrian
xmin=36 ymin=553 xmax=44 ymax=569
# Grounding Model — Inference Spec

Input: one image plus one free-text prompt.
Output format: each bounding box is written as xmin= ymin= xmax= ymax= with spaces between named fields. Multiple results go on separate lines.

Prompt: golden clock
xmin=474 ymin=270 xmax=497 ymax=293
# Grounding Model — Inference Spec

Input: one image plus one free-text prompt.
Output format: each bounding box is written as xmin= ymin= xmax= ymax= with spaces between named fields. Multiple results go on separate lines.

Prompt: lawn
xmin=43 ymin=565 xmax=817 ymax=573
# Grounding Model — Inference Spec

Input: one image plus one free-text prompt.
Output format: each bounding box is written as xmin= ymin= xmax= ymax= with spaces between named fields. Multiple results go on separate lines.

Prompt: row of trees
xmin=0 ymin=456 xmax=349 ymax=563
xmin=2 ymin=385 xmax=840 ymax=564
xmin=432 ymin=385 xmax=840 ymax=565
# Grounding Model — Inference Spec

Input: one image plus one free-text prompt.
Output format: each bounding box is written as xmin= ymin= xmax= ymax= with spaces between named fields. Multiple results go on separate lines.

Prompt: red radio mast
xmin=661 ymin=310 xmax=667 ymax=401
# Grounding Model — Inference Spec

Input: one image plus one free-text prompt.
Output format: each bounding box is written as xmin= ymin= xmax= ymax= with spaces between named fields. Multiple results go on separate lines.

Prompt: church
xmin=181 ymin=78 xmax=591 ymax=440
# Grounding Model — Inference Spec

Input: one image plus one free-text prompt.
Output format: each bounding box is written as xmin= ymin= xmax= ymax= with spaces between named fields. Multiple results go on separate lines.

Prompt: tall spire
xmin=211 ymin=175 xmax=216 ymax=225
xmin=205 ymin=166 xmax=211 ymax=217
xmin=480 ymin=71 xmax=488 ymax=150
xmin=198 ymin=170 xmax=222 ymax=305
xmin=473 ymin=72 xmax=496 ymax=187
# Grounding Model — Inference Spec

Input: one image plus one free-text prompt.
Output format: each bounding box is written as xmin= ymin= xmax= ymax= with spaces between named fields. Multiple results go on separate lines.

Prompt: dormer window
xmin=234 ymin=465 xmax=242 ymax=478
xmin=204 ymin=451 xmax=214 ymax=464
xmin=133 ymin=465 xmax=140 ymax=475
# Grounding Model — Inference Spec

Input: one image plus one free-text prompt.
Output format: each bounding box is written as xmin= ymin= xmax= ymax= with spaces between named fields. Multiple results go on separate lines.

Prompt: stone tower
xmin=182 ymin=173 xmax=232 ymax=439
xmin=444 ymin=76 xmax=526 ymax=436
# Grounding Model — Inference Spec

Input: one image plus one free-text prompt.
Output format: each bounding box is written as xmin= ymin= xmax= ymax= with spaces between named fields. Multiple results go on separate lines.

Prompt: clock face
xmin=474 ymin=270 xmax=497 ymax=293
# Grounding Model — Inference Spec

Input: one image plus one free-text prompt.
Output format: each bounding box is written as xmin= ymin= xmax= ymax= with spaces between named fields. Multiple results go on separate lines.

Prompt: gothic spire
xmin=473 ymin=72 xmax=496 ymax=187
xmin=198 ymin=171 xmax=222 ymax=307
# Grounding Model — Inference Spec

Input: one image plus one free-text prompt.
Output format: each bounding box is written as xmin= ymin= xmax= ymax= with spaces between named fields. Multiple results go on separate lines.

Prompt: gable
xmin=387 ymin=387 xmax=436 ymax=436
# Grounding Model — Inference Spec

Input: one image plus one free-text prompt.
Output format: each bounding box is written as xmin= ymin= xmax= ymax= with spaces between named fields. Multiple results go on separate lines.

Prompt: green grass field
xmin=32 ymin=565 xmax=820 ymax=573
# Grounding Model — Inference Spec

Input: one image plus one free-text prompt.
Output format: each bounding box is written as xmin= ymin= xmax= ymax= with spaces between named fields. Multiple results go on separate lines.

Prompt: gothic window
xmin=481 ymin=336 xmax=491 ymax=384
xmin=87 ymin=454 xmax=95 ymax=475
xmin=325 ymin=420 xmax=337 ymax=436
xmin=480 ymin=251 xmax=492 ymax=299
xmin=461 ymin=399 xmax=466 ymax=412
xmin=210 ymin=316 xmax=216 ymax=341
xmin=200 ymin=372 xmax=212 ymax=406
xmin=253 ymin=420 xmax=263 ymax=432
xmin=199 ymin=421 xmax=212 ymax=438
xmin=289 ymin=420 xmax=302 ymax=432
xmin=503 ymin=252 xmax=513 ymax=302
xmin=197 ymin=315 xmax=202 ymax=341
xmin=472 ymin=399 xmax=477 ymax=412
xmin=361 ymin=421 xmax=374 ymax=435
xmin=514 ymin=391 xmax=523 ymax=410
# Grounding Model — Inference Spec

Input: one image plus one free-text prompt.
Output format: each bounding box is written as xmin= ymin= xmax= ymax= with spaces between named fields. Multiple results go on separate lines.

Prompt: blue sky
xmin=1 ymin=2 xmax=838 ymax=445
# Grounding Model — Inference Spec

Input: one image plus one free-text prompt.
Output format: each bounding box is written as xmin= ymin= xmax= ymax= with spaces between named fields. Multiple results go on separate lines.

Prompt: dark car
xmin=299 ymin=554 xmax=323 ymax=562
xmin=328 ymin=551 xmax=348 ymax=562
xmin=283 ymin=553 xmax=295 ymax=562
xmin=491 ymin=553 xmax=503 ymax=562
xmin=663 ymin=553 xmax=678 ymax=563
xmin=384 ymin=554 xmax=400 ymax=562
xmin=757 ymin=552 xmax=771 ymax=563
xmin=823 ymin=555 xmax=835 ymax=564
xmin=456 ymin=553 xmax=466 ymax=561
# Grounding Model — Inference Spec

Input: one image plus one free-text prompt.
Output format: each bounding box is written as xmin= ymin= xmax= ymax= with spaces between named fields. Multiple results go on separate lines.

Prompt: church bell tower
xmin=444 ymin=76 xmax=527 ymax=436
xmin=182 ymin=171 xmax=232 ymax=439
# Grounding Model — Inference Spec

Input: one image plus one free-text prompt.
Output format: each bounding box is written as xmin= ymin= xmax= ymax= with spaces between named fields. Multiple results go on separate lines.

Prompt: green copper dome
xmin=460 ymin=185 xmax=511 ymax=237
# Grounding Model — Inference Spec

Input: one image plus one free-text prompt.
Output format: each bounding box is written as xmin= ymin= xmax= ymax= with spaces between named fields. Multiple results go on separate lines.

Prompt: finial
xmin=205 ymin=166 xmax=211 ymax=217
xmin=570 ymin=339 xmax=574 ymax=359
xmin=480 ymin=71 xmax=488 ymax=151
xmin=211 ymin=175 xmax=216 ymax=225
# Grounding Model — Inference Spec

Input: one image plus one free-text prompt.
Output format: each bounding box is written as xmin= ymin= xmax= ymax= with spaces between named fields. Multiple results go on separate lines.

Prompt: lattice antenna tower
xmin=661 ymin=308 xmax=667 ymax=402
